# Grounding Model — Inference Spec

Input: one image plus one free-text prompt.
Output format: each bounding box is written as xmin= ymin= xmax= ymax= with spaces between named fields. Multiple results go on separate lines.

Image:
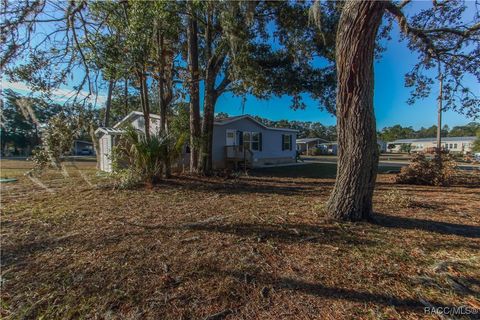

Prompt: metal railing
xmin=225 ymin=145 xmax=253 ymax=167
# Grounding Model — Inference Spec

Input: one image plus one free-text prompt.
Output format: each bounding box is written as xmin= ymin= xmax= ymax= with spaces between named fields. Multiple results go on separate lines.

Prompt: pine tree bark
xmin=156 ymin=32 xmax=172 ymax=178
xmin=89 ymin=123 xmax=101 ymax=169
xmin=187 ymin=4 xmax=201 ymax=173
xmin=124 ymin=77 xmax=129 ymax=117
xmin=326 ymin=1 xmax=385 ymax=221
xmin=198 ymin=6 xmax=215 ymax=176
xmin=199 ymin=72 xmax=216 ymax=175
xmin=138 ymin=70 xmax=151 ymax=141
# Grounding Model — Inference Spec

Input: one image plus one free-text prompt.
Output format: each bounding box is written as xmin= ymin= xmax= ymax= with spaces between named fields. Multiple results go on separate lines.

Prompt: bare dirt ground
xmin=1 ymin=160 xmax=479 ymax=319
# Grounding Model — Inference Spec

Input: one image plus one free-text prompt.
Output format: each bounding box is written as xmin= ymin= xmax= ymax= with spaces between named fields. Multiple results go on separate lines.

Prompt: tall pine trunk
xmin=198 ymin=6 xmax=215 ymax=176
xmin=187 ymin=5 xmax=201 ymax=173
xmin=199 ymin=71 xmax=216 ymax=175
xmin=158 ymin=79 xmax=171 ymax=178
xmin=124 ymin=77 xmax=129 ymax=117
xmin=156 ymin=33 xmax=171 ymax=178
xmin=326 ymin=1 xmax=385 ymax=221
xmin=103 ymin=79 xmax=115 ymax=127
xmin=89 ymin=124 xmax=101 ymax=169
xmin=138 ymin=70 xmax=151 ymax=141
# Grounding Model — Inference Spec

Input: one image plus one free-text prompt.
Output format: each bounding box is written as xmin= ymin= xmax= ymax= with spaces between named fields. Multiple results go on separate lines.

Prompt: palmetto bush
xmin=112 ymin=126 xmax=185 ymax=187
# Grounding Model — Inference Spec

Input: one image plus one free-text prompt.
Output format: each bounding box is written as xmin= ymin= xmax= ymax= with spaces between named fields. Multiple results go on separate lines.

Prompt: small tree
xmin=29 ymin=114 xmax=76 ymax=175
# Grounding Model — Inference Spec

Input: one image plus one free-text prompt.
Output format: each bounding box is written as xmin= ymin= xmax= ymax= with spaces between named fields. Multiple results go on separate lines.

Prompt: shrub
xmin=311 ymin=147 xmax=323 ymax=156
xmin=111 ymin=126 xmax=185 ymax=187
xmin=395 ymin=153 xmax=456 ymax=186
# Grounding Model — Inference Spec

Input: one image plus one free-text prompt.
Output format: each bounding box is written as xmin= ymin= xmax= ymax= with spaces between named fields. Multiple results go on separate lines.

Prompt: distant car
xmin=79 ymin=148 xmax=92 ymax=155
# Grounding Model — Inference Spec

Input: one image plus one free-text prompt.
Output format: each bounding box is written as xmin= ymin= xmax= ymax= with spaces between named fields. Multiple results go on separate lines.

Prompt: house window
xmin=282 ymin=134 xmax=292 ymax=151
xmin=137 ymin=118 xmax=145 ymax=129
xmin=450 ymin=143 xmax=453 ymax=148
xmin=241 ymin=132 xmax=262 ymax=151
xmin=454 ymin=143 xmax=457 ymax=149
xmin=243 ymin=132 xmax=251 ymax=150
xmin=252 ymin=132 xmax=260 ymax=151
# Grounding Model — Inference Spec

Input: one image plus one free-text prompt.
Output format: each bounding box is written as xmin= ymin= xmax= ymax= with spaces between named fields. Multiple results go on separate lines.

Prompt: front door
xmin=226 ymin=129 xmax=236 ymax=146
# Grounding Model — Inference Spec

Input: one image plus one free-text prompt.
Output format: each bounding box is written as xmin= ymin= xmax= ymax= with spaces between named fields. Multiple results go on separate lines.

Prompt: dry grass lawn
xmin=1 ymin=159 xmax=479 ymax=319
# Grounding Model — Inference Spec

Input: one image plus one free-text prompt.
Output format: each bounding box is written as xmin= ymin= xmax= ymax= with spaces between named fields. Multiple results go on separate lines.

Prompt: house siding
xmin=212 ymin=118 xmax=297 ymax=169
xmin=130 ymin=117 xmax=161 ymax=136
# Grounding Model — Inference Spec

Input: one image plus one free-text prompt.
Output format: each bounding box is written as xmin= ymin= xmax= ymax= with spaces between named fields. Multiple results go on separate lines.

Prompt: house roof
xmin=321 ymin=140 xmax=385 ymax=146
xmin=113 ymin=111 xmax=161 ymax=128
xmin=296 ymin=138 xmax=329 ymax=144
xmin=103 ymin=112 xmax=298 ymax=135
xmin=389 ymin=136 xmax=476 ymax=144
xmin=214 ymin=115 xmax=298 ymax=132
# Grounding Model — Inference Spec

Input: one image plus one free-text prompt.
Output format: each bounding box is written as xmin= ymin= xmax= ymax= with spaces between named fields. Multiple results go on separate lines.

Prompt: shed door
xmin=226 ymin=129 xmax=236 ymax=146
xmin=101 ymin=135 xmax=112 ymax=172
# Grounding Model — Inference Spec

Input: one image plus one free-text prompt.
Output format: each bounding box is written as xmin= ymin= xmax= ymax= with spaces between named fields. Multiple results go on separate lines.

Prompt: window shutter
xmin=281 ymin=134 xmax=285 ymax=151
xmin=239 ymin=131 xmax=243 ymax=145
xmin=289 ymin=135 xmax=292 ymax=151
xmin=259 ymin=133 xmax=263 ymax=151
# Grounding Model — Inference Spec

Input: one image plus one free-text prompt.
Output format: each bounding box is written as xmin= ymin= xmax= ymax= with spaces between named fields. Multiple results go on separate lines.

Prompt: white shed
xmin=95 ymin=112 xmax=162 ymax=172
xmin=95 ymin=128 xmax=125 ymax=172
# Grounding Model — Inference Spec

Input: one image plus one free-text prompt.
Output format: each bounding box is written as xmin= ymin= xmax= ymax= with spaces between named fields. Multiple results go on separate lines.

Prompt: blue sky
xmin=215 ymin=21 xmax=478 ymax=129
xmin=2 ymin=1 xmax=478 ymax=130
xmin=214 ymin=1 xmax=479 ymax=129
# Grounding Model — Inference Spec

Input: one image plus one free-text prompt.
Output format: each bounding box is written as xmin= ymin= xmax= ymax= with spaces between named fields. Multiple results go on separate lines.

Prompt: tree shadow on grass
xmin=182 ymin=222 xmax=377 ymax=246
xmin=154 ymin=176 xmax=334 ymax=196
xmin=205 ymin=266 xmax=459 ymax=314
xmin=373 ymin=213 xmax=480 ymax=238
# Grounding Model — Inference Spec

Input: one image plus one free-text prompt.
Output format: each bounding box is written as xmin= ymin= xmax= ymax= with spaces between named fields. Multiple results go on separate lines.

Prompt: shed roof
xmin=94 ymin=127 xmax=126 ymax=136
xmin=114 ymin=111 xmax=161 ymax=128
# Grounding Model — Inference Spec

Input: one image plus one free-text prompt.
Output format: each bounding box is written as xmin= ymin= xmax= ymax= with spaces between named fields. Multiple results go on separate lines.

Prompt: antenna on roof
xmin=241 ymin=95 xmax=246 ymax=115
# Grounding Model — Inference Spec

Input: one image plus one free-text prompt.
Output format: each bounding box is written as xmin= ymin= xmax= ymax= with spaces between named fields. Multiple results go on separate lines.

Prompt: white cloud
xmin=1 ymin=80 xmax=107 ymax=106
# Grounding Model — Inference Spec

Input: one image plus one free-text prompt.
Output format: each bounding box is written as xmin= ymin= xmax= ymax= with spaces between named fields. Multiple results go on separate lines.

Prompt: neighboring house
xmin=318 ymin=142 xmax=338 ymax=155
xmin=72 ymin=140 xmax=95 ymax=156
xmin=377 ymin=140 xmax=387 ymax=153
xmin=95 ymin=112 xmax=298 ymax=172
xmin=317 ymin=139 xmax=386 ymax=155
xmin=296 ymin=138 xmax=329 ymax=155
xmin=387 ymin=136 xmax=476 ymax=154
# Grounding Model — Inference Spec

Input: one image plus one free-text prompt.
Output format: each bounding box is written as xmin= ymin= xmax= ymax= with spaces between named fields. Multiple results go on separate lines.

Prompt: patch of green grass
xmin=252 ymin=163 xmax=401 ymax=179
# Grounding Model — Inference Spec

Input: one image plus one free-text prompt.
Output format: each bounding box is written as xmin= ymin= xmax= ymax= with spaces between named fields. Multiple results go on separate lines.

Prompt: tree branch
xmin=386 ymin=2 xmax=479 ymax=57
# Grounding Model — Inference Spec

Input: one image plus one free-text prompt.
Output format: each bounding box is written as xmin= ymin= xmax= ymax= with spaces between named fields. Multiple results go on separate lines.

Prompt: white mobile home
xmin=387 ymin=136 xmax=476 ymax=154
xmin=95 ymin=112 xmax=297 ymax=172
xmin=213 ymin=115 xmax=297 ymax=168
